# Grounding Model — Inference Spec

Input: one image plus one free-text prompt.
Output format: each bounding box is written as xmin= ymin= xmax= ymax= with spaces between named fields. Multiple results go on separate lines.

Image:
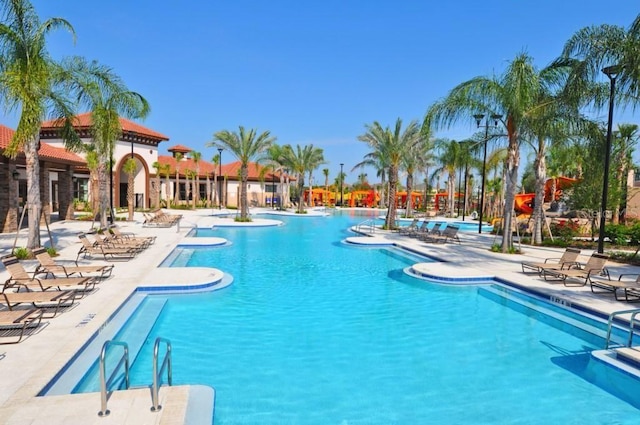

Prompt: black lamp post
xmin=457 ymin=159 xmax=462 ymax=217
xmin=339 ymin=163 xmax=344 ymax=207
xmin=474 ymin=113 xmax=503 ymax=234
xmin=109 ymin=157 xmax=114 ymax=224
xmin=217 ymin=148 xmax=223 ymax=210
xmin=598 ymin=65 xmax=620 ymax=254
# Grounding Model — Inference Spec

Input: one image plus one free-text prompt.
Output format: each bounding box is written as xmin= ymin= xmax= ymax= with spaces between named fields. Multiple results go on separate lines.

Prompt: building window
xmin=74 ymin=178 xmax=89 ymax=201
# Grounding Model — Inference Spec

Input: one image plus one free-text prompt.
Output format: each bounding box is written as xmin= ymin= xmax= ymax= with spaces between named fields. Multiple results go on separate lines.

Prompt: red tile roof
xmin=167 ymin=144 xmax=192 ymax=153
xmin=41 ymin=113 xmax=169 ymax=141
xmin=156 ymin=156 xmax=281 ymax=180
xmin=0 ymin=124 xmax=85 ymax=165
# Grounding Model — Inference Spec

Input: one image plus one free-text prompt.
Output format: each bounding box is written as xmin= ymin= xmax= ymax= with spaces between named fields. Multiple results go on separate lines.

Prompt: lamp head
xmin=602 ymin=65 xmax=622 ymax=79
xmin=491 ymin=114 xmax=503 ymax=126
xmin=473 ymin=114 xmax=484 ymax=127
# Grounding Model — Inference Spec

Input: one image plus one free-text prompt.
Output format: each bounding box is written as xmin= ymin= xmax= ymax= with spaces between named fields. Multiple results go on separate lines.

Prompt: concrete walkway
xmin=1 ymin=209 xmax=639 ymax=424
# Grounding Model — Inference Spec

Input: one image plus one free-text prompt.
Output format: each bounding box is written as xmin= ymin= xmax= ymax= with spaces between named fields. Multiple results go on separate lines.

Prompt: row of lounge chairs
xmin=0 ymin=250 xmax=115 ymax=344
xmin=0 ymin=224 xmax=152 ymax=344
xmin=77 ymin=225 xmax=156 ymax=262
xmin=143 ymin=209 xmax=182 ymax=228
xmin=397 ymin=219 xmax=460 ymax=244
xmin=520 ymin=248 xmax=640 ymax=302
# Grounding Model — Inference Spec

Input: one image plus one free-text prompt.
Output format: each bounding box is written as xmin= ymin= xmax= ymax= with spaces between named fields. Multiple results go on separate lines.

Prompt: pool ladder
xmin=98 ymin=337 xmax=172 ymax=417
xmin=355 ymin=219 xmax=377 ymax=234
xmin=604 ymin=308 xmax=640 ymax=349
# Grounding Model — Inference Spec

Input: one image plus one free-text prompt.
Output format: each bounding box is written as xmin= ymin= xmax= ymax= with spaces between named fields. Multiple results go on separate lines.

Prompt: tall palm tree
xmin=208 ymin=127 xmax=275 ymax=220
xmin=425 ymin=53 xmax=564 ymax=251
xmin=282 ymin=144 xmax=325 ymax=214
xmin=173 ymin=152 xmax=183 ymax=206
xmin=432 ymin=139 xmax=460 ymax=216
xmin=264 ymin=144 xmax=287 ymax=209
xmin=124 ymin=158 xmax=136 ymax=221
xmin=63 ymin=56 xmax=150 ymax=227
xmin=358 ymin=119 xmax=420 ymax=229
xmin=159 ymin=163 xmax=172 ymax=207
xmin=561 ymin=13 xmax=640 ymax=108
xmin=152 ymin=161 xmax=161 ymax=209
xmin=612 ymin=124 xmax=639 ymax=223
xmin=0 ymin=0 xmax=81 ymax=249
xmin=211 ymin=152 xmax=221 ymax=208
xmin=323 ymin=168 xmax=330 ymax=205
xmin=190 ymin=151 xmax=202 ymax=207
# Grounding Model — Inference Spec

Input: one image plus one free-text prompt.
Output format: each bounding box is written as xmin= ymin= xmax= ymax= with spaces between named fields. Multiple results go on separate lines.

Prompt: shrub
xmin=12 ymin=247 xmax=30 ymax=259
xmin=46 ymin=246 xmax=58 ymax=257
xmin=550 ymin=220 xmax=580 ymax=243
xmin=604 ymin=223 xmax=629 ymax=246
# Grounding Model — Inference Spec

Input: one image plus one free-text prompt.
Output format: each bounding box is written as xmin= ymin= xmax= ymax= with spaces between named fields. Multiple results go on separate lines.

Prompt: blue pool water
xmin=72 ymin=212 xmax=640 ymax=424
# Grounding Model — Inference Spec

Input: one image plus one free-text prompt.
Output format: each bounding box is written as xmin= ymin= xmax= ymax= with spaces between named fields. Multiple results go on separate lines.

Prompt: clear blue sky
xmin=4 ymin=1 xmax=639 ymax=184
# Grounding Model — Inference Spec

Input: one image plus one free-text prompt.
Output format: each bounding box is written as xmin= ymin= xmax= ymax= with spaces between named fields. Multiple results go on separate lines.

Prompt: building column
xmin=0 ymin=160 xmax=19 ymax=232
xmin=40 ymin=163 xmax=51 ymax=225
xmin=58 ymin=167 xmax=75 ymax=220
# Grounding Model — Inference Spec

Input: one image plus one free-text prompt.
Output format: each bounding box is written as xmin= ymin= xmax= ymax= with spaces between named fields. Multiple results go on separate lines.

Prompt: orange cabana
xmin=348 ymin=190 xmax=379 ymax=207
xmin=396 ymin=191 xmax=423 ymax=209
xmin=303 ymin=188 xmax=336 ymax=206
xmin=434 ymin=193 xmax=463 ymax=211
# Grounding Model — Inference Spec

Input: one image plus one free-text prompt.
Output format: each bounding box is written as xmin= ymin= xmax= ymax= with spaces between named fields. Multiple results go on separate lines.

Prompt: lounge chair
xmin=93 ymin=231 xmax=147 ymax=252
xmin=413 ymin=222 xmax=442 ymax=239
xmin=590 ymin=273 xmax=640 ymax=302
xmin=143 ymin=210 xmax=181 ymax=227
xmin=542 ymin=253 xmax=610 ymax=286
xmin=420 ymin=225 xmax=460 ymax=244
xmin=397 ymin=218 xmax=419 ymax=235
xmin=77 ymin=234 xmax=138 ymax=262
xmin=108 ymin=224 xmax=156 ymax=246
xmin=1 ymin=256 xmax=97 ymax=295
xmin=0 ymin=290 xmax=78 ymax=318
xmin=521 ymin=248 xmax=581 ymax=275
xmin=407 ymin=221 xmax=430 ymax=238
xmin=0 ymin=308 xmax=44 ymax=344
xmin=33 ymin=248 xmax=114 ymax=280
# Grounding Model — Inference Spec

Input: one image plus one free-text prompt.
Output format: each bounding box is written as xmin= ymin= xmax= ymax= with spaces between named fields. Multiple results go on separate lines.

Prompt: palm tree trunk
xmin=240 ymin=166 xmax=249 ymax=219
xmin=174 ymin=172 xmax=180 ymax=205
xmin=406 ymin=174 xmax=414 ymax=217
xmin=98 ymin=159 xmax=110 ymax=228
xmin=386 ymin=165 xmax=399 ymax=229
xmin=532 ymin=139 xmax=546 ymax=244
xmin=24 ymin=138 xmax=42 ymax=249
xmin=501 ymin=132 xmax=520 ymax=252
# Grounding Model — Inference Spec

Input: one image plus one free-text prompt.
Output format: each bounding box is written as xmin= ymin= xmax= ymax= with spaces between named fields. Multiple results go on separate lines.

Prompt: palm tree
xmin=353 ymin=150 xmax=388 ymax=208
xmin=358 ymin=119 xmax=420 ymax=229
xmin=190 ymin=151 xmax=202 ymax=207
xmin=58 ymin=55 xmax=150 ymax=228
xmin=432 ymin=139 xmax=460 ymax=217
xmin=124 ymin=158 xmax=136 ymax=221
xmin=425 ymin=53 xmax=566 ymax=251
xmin=159 ymin=163 xmax=172 ymax=207
xmin=263 ymin=144 xmax=288 ymax=209
xmin=173 ymin=152 xmax=183 ymax=206
xmin=323 ymin=168 xmax=330 ymax=205
xmin=211 ymin=152 xmax=221 ymax=208
xmin=184 ymin=169 xmax=195 ymax=209
xmin=208 ymin=127 xmax=275 ymax=220
xmin=282 ymin=144 xmax=325 ymax=214
xmin=612 ymin=124 xmax=639 ymax=223
xmin=0 ymin=0 xmax=81 ymax=249
xmin=152 ymin=161 xmax=161 ymax=209
xmin=561 ymin=14 xmax=640 ymax=108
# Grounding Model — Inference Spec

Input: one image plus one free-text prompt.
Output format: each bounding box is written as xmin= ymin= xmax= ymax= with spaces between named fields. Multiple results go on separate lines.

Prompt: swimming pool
xmin=59 ymin=212 xmax=640 ymax=423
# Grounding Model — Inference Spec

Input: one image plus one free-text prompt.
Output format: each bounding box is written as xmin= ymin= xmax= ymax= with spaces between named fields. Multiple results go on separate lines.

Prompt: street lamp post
xmin=339 ymin=163 xmax=344 ymax=207
xmin=217 ymin=148 xmax=223 ymax=210
xmin=109 ymin=157 xmax=114 ymax=224
xmin=598 ymin=65 xmax=620 ymax=254
xmin=474 ymin=113 xmax=502 ymax=234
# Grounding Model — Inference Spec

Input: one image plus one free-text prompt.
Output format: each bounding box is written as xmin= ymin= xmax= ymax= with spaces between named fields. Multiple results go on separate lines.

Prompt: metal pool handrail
xmin=98 ymin=340 xmax=130 ymax=417
xmin=151 ymin=337 xmax=173 ymax=412
xmin=355 ymin=219 xmax=376 ymax=234
xmin=605 ymin=308 xmax=640 ymax=349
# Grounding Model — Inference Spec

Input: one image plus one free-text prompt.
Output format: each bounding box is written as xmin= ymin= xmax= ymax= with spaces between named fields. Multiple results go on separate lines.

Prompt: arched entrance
xmin=115 ymin=154 xmax=150 ymax=209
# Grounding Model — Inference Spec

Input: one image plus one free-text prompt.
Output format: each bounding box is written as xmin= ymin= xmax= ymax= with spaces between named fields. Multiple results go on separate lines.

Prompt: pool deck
xmin=1 ymin=208 xmax=640 ymax=424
